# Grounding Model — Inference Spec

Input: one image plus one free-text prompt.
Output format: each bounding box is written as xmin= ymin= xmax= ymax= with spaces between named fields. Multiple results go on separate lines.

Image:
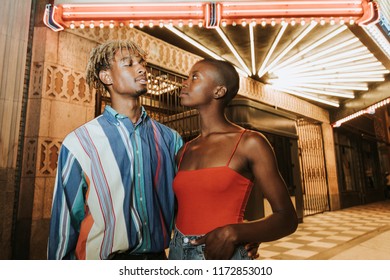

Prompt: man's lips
xmin=136 ymin=75 xmax=147 ymax=84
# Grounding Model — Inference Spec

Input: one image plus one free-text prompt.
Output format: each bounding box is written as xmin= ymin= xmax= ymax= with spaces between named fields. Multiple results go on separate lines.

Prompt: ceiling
xmin=47 ymin=0 xmax=390 ymax=123
xmin=139 ymin=20 xmax=390 ymax=110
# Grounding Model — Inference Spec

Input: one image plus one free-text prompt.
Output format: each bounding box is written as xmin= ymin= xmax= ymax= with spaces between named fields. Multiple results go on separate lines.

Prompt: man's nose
xmin=137 ymin=65 xmax=146 ymax=74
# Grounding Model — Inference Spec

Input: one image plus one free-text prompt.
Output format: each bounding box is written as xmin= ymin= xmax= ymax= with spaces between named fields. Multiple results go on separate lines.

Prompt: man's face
xmin=105 ymin=48 xmax=148 ymax=97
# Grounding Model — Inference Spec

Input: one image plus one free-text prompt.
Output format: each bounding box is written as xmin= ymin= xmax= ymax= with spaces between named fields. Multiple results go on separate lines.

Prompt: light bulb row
xmin=332 ymin=98 xmax=390 ymax=127
xmin=68 ymin=17 xmax=357 ymax=29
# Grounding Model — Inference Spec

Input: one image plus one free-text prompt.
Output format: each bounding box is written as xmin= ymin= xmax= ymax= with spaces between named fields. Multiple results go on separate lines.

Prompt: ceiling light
xmin=363 ymin=24 xmax=390 ymax=58
xmin=272 ymin=25 xmax=348 ymax=72
xmin=259 ymin=21 xmax=317 ymax=77
xmin=216 ymin=27 xmax=252 ymax=76
xmin=164 ymin=25 xmax=248 ymax=77
xmin=271 ymin=86 xmax=340 ymax=107
xmin=257 ymin=22 xmax=288 ymax=77
xmin=287 ymin=86 xmax=354 ymax=98
xmin=249 ymin=24 xmax=256 ymax=74
xmin=332 ymin=98 xmax=390 ymax=127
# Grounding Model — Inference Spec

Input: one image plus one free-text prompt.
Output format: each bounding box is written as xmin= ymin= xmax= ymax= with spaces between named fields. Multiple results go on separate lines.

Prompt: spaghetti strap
xmin=226 ymin=129 xmax=246 ymax=166
xmin=177 ymin=142 xmax=189 ymax=170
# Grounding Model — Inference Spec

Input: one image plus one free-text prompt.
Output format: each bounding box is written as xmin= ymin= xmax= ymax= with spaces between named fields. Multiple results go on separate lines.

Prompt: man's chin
xmin=135 ymin=88 xmax=148 ymax=96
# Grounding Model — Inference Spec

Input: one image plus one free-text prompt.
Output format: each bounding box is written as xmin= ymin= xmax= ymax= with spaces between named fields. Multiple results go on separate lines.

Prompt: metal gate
xmin=297 ymin=119 xmax=330 ymax=216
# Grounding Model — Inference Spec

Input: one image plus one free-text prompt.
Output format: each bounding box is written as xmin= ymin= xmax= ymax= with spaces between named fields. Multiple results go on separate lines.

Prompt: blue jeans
xmin=168 ymin=227 xmax=251 ymax=260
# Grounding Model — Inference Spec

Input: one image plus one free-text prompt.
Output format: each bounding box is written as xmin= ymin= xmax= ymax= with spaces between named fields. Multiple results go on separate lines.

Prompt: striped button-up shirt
xmin=48 ymin=106 xmax=183 ymax=259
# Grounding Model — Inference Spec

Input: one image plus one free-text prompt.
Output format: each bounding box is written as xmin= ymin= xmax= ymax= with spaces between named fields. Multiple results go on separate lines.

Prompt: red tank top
xmin=173 ymin=130 xmax=253 ymax=235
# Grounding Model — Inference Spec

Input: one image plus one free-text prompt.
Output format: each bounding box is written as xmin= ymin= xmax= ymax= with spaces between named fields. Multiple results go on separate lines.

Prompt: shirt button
xmin=138 ymin=173 xmax=141 ymax=177
xmin=183 ymin=237 xmax=189 ymax=244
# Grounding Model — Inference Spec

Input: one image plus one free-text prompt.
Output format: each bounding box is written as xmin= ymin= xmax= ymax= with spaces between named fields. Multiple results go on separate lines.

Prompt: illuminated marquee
xmin=44 ymin=0 xmax=379 ymax=31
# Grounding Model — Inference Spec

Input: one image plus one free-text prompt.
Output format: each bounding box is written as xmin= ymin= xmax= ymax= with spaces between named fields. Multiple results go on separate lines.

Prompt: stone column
xmin=322 ymin=122 xmax=341 ymax=210
xmin=0 ymin=0 xmax=32 ymax=260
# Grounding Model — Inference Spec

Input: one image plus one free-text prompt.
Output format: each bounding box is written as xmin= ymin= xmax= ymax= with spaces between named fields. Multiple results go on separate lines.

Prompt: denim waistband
xmin=170 ymin=226 xmax=204 ymax=247
xmin=169 ymin=226 xmax=251 ymax=260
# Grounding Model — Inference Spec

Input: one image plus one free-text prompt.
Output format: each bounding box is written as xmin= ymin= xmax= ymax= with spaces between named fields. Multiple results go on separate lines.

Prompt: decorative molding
xmin=23 ymin=138 xmax=38 ymax=177
xmin=31 ymin=63 xmax=44 ymax=98
xmin=66 ymin=27 xmax=200 ymax=76
xmin=43 ymin=63 xmax=94 ymax=105
xmin=38 ymin=138 xmax=62 ymax=176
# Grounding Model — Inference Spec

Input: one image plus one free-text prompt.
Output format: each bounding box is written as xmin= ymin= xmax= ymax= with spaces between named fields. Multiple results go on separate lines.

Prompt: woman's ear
xmin=214 ymin=86 xmax=227 ymax=99
xmin=99 ymin=70 xmax=113 ymax=86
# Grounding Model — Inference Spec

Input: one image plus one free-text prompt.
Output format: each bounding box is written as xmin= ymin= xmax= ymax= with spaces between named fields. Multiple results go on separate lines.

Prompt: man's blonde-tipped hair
xmin=86 ymin=40 xmax=147 ymax=94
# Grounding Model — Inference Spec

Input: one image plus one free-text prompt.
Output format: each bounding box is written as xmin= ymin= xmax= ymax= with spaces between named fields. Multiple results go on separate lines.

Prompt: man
xmin=48 ymin=40 xmax=183 ymax=260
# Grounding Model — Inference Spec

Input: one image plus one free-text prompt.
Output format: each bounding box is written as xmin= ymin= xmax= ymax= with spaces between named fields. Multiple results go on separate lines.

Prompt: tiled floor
xmin=258 ymin=200 xmax=390 ymax=260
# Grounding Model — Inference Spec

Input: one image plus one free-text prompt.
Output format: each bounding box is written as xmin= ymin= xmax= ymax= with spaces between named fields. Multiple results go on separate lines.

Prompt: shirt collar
xmin=103 ymin=105 xmax=147 ymax=126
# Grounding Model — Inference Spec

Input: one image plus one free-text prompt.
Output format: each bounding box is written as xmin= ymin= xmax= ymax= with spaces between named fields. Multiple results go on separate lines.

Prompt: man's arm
xmin=47 ymin=145 xmax=86 ymax=260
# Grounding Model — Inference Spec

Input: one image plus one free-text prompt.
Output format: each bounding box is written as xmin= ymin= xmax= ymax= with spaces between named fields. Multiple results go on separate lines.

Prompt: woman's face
xmin=179 ymin=61 xmax=221 ymax=108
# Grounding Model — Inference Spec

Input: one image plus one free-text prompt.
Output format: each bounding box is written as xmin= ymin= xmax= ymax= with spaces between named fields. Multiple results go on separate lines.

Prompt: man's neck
xmin=111 ymin=97 xmax=142 ymax=123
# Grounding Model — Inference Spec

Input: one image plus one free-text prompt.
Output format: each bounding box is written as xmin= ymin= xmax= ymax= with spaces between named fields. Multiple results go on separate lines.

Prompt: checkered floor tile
xmin=257 ymin=200 xmax=390 ymax=260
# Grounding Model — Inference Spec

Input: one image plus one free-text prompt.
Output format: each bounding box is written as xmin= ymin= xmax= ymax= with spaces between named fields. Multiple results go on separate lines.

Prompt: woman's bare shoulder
xmin=240 ymin=129 xmax=275 ymax=159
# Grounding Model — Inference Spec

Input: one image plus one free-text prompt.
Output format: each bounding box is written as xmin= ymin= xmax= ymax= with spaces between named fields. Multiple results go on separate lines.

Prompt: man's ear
xmin=214 ymin=86 xmax=227 ymax=99
xmin=99 ymin=70 xmax=113 ymax=86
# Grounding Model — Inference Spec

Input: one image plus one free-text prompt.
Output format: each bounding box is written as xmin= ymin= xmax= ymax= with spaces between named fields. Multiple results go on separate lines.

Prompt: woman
xmin=168 ymin=58 xmax=298 ymax=260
